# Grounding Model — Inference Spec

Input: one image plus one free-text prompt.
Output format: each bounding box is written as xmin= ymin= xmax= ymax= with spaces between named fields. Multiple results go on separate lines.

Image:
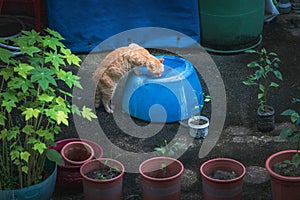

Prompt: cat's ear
xmin=158 ymin=58 xmax=164 ymax=63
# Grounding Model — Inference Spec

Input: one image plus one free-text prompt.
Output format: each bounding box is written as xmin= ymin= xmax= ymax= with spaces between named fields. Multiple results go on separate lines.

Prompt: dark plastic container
xmin=199 ymin=0 xmax=265 ymax=53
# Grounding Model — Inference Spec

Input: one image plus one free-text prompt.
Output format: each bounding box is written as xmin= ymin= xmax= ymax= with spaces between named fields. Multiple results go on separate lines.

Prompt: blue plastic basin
xmin=122 ymin=55 xmax=203 ymax=123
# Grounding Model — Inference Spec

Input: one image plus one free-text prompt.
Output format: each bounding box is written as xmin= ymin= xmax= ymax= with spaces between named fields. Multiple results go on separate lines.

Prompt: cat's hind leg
xmin=102 ymin=96 xmax=113 ymax=113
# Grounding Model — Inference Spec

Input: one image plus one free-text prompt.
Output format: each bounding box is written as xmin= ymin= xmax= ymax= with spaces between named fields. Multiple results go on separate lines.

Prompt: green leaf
xmin=281 ymin=109 xmax=296 ymax=116
xmin=269 ymin=52 xmax=278 ymax=56
xmin=0 ymin=47 xmax=13 ymax=63
xmin=45 ymin=51 xmax=65 ymax=69
xmin=55 ymin=96 xmax=66 ymax=107
xmin=71 ymin=105 xmax=81 ymax=116
xmin=255 ymin=70 xmax=264 ymax=79
xmin=38 ymin=93 xmax=54 ymax=102
xmin=81 ymin=106 xmax=97 ymax=121
xmin=292 ymin=153 xmax=300 ymax=168
xmin=2 ymin=99 xmax=17 ymax=113
xmin=288 ymin=134 xmax=300 ymax=143
xmin=279 ymin=128 xmax=293 ymax=140
xmin=0 ymin=113 xmax=6 ymax=126
xmin=269 ymin=82 xmax=279 ymax=88
xmin=258 ymin=93 xmax=264 ymax=99
xmin=154 ymin=147 xmax=166 ymax=155
xmin=247 ymin=61 xmax=260 ymax=68
xmin=291 ymin=113 xmax=300 ymax=123
xmin=20 ymin=151 xmax=30 ymax=162
xmin=22 ymin=125 xmax=35 ymax=135
xmin=56 ymin=110 xmax=69 ymax=125
xmin=7 ymin=76 xmax=33 ymax=93
xmin=168 ymin=149 xmax=175 ymax=157
xmin=57 ymin=69 xmax=81 ymax=88
xmin=14 ymin=63 xmax=34 ymax=79
xmin=243 ymin=80 xmax=256 ymax=86
xmin=61 ymin=48 xmax=81 ymax=66
xmin=22 ymin=108 xmax=40 ymax=120
xmin=33 ymin=142 xmax=47 ymax=154
xmin=46 ymin=149 xmax=63 ymax=163
xmin=22 ymin=166 xmax=29 ymax=174
xmin=259 ymin=84 xmax=265 ymax=92
xmin=45 ymin=28 xmax=64 ymax=40
xmin=31 ymin=67 xmax=57 ymax=90
xmin=10 ymin=150 xmax=20 ymax=161
xmin=0 ymin=68 xmax=14 ymax=80
xmin=273 ymin=70 xmax=283 ymax=80
xmin=19 ymin=45 xmax=41 ymax=57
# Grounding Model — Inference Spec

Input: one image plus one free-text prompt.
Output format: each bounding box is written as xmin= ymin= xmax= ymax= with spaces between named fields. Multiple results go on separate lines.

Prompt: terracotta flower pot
xmin=200 ymin=158 xmax=246 ymax=200
xmin=265 ymin=150 xmax=300 ymax=200
xmin=61 ymin=141 xmax=95 ymax=166
xmin=139 ymin=157 xmax=184 ymax=200
xmin=50 ymin=138 xmax=103 ymax=191
xmin=80 ymin=158 xmax=125 ymax=200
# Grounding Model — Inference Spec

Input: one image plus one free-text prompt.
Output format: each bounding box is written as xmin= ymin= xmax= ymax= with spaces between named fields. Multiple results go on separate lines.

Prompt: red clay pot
xmin=265 ymin=150 xmax=300 ymax=200
xmin=200 ymin=158 xmax=246 ymax=200
xmin=61 ymin=141 xmax=95 ymax=166
xmin=80 ymin=158 xmax=125 ymax=200
xmin=50 ymin=138 xmax=103 ymax=191
xmin=139 ymin=157 xmax=184 ymax=200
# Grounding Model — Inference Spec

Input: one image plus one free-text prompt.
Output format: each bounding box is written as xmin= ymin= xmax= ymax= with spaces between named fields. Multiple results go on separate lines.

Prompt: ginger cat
xmin=93 ymin=43 xmax=164 ymax=113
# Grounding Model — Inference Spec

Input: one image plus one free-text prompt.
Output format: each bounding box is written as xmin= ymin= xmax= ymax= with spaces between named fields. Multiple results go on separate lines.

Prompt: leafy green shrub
xmin=0 ymin=29 xmax=96 ymax=190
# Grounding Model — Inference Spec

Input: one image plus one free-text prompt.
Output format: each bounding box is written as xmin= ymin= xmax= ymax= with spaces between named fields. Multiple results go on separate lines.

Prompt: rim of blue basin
xmin=122 ymin=55 xmax=203 ymax=123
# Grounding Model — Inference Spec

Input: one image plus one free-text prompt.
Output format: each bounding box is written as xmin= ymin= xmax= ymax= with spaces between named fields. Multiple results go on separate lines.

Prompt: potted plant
xmin=243 ymin=48 xmax=283 ymax=132
xmin=0 ymin=28 xmax=97 ymax=199
xmin=200 ymin=158 xmax=246 ymax=200
xmin=139 ymin=140 xmax=185 ymax=200
xmin=50 ymin=138 xmax=103 ymax=191
xmin=265 ymin=98 xmax=300 ymax=200
xmin=80 ymin=158 xmax=125 ymax=200
xmin=187 ymin=93 xmax=211 ymax=138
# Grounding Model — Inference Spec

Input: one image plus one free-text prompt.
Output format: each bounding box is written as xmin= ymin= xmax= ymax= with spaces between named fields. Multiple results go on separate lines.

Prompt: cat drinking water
xmin=93 ymin=43 xmax=164 ymax=113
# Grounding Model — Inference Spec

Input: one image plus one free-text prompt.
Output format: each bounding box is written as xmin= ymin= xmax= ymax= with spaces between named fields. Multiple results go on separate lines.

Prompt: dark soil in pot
xmin=144 ymin=167 xmax=178 ymax=179
xmin=209 ymin=169 xmax=238 ymax=180
xmin=272 ymin=162 xmax=300 ymax=177
xmin=190 ymin=118 xmax=207 ymax=126
xmin=85 ymin=167 xmax=121 ymax=180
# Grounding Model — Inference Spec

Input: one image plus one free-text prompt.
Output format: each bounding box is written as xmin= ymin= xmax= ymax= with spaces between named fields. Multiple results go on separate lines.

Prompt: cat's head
xmin=146 ymin=57 xmax=164 ymax=77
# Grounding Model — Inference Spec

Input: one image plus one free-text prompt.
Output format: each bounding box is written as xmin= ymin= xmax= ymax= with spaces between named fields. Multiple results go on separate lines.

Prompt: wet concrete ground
xmin=52 ymin=12 xmax=300 ymax=200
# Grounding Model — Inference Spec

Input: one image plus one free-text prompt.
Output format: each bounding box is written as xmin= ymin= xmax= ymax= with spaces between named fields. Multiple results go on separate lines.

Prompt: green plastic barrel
xmin=199 ymin=0 xmax=265 ymax=53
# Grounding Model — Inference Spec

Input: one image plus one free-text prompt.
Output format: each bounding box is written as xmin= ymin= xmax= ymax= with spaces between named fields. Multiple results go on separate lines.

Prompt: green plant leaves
xmin=31 ymin=67 xmax=57 ymax=90
xmin=46 ymin=149 xmax=63 ymax=163
xmin=0 ymin=47 xmax=13 ymax=63
xmin=0 ymin=28 xmax=97 ymax=190
xmin=56 ymin=110 xmax=69 ymax=125
xmin=61 ymin=48 xmax=81 ymax=66
xmin=22 ymin=108 xmax=40 ymax=121
xmin=82 ymin=106 xmax=97 ymax=121
xmin=273 ymin=70 xmax=283 ymax=80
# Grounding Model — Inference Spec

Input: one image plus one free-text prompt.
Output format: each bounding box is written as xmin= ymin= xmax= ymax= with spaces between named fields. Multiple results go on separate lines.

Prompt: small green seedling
xmin=154 ymin=140 xmax=185 ymax=176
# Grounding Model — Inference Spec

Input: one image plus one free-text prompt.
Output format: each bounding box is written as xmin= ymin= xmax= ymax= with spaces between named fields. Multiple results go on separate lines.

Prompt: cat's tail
xmin=94 ymin=85 xmax=101 ymax=108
